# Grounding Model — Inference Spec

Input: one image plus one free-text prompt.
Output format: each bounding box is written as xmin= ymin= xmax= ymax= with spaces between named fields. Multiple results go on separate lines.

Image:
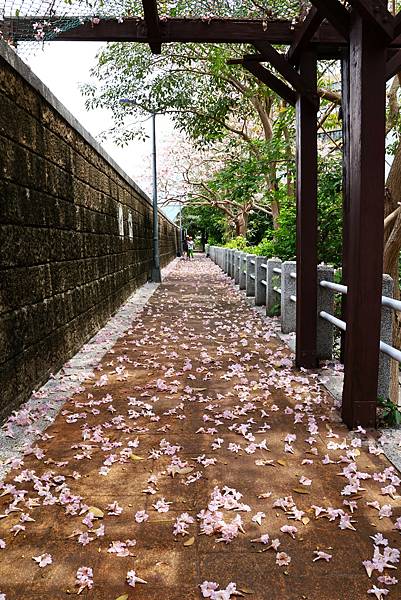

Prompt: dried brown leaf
xmin=87 ymin=507 xmax=104 ymax=518
xmin=184 ymin=536 xmax=195 ymax=546
xmin=130 ymin=454 xmax=145 ymax=461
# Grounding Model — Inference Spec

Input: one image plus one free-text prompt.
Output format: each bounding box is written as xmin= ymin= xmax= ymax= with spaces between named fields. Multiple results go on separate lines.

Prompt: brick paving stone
xmin=0 ymin=256 xmax=400 ymax=600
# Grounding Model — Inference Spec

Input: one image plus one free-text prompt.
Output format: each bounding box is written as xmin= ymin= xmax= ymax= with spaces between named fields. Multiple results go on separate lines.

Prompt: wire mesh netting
xmin=0 ymin=1 xmax=309 ymax=50
xmin=0 ymin=1 xmax=131 ymax=44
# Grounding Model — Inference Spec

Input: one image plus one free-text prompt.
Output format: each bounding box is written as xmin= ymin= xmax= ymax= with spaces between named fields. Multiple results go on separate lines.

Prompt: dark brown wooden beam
xmin=308 ymin=0 xmax=350 ymax=40
xmin=386 ymin=48 xmax=401 ymax=80
xmin=2 ymin=17 xmax=346 ymax=46
xmin=342 ymin=13 xmax=386 ymax=428
xmin=242 ymin=61 xmax=297 ymax=106
xmin=252 ymin=42 xmax=316 ymax=99
xmin=295 ymin=49 xmax=319 ymax=370
xmin=287 ymin=7 xmax=324 ymax=65
xmin=346 ymin=0 xmax=394 ymax=40
xmin=142 ymin=0 xmax=161 ymax=53
xmin=340 ymin=49 xmax=350 ymax=365
xmin=394 ymin=11 xmax=401 ymax=39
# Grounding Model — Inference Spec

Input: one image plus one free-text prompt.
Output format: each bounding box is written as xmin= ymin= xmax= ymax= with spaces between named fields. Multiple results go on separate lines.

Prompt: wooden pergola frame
xmin=6 ymin=0 xmax=401 ymax=428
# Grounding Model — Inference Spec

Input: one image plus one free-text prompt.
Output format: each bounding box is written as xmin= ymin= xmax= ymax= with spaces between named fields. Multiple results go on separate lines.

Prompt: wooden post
xmin=295 ymin=49 xmax=319 ymax=368
xmin=342 ymin=13 xmax=387 ymax=428
xmin=340 ymin=50 xmax=350 ymax=364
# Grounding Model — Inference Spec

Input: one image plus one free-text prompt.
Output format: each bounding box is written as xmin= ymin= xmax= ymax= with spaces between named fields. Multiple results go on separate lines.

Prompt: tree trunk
xmin=236 ymin=211 xmax=249 ymax=236
xmin=384 ymin=141 xmax=401 ymax=404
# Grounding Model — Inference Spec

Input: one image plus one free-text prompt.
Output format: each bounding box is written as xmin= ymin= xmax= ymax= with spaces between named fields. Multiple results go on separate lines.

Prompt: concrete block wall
xmin=0 ymin=42 xmax=178 ymax=420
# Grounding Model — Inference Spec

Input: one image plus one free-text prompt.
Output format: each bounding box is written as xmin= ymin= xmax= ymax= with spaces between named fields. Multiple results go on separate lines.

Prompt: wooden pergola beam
xmin=295 ymin=49 xmax=319 ymax=370
xmin=1 ymin=17 xmax=347 ymax=46
xmin=342 ymin=13 xmax=386 ymax=428
xmin=252 ymin=42 xmax=314 ymax=97
xmin=386 ymin=48 xmax=401 ymax=80
xmin=142 ymin=0 xmax=161 ymax=53
xmin=346 ymin=0 xmax=394 ymax=40
xmin=242 ymin=61 xmax=297 ymax=106
xmin=308 ymin=0 xmax=350 ymax=40
xmin=394 ymin=12 xmax=401 ymax=39
xmin=287 ymin=7 xmax=324 ymax=65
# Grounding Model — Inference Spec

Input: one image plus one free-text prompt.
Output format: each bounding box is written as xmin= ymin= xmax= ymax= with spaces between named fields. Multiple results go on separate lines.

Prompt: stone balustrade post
xmin=316 ymin=264 xmax=335 ymax=360
xmin=246 ymin=254 xmax=256 ymax=297
xmin=234 ymin=251 xmax=241 ymax=285
xmin=378 ymin=274 xmax=394 ymax=401
xmin=255 ymin=256 xmax=268 ymax=306
xmin=281 ymin=261 xmax=297 ymax=333
xmin=224 ymin=249 xmax=229 ymax=273
xmin=228 ymin=249 xmax=235 ymax=278
xmin=239 ymin=253 xmax=247 ymax=290
xmin=266 ymin=258 xmax=282 ymax=316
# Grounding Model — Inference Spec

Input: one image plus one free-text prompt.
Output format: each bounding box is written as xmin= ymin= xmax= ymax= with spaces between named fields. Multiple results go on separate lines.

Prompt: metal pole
xmin=178 ymin=203 xmax=183 ymax=256
xmin=151 ymin=112 xmax=161 ymax=282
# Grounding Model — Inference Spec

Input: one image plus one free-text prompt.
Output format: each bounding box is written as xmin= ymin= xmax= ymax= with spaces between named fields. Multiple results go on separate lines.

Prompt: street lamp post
xmin=150 ymin=112 xmax=161 ymax=282
xmin=119 ymin=99 xmax=161 ymax=283
xmin=178 ymin=203 xmax=183 ymax=256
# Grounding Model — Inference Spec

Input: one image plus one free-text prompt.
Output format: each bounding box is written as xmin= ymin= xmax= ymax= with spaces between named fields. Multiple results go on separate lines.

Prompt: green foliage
xmin=267 ymin=301 xmax=281 ymax=317
xmin=378 ymin=397 xmax=401 ymax=427
xmin=220 ymin=156 xmax=343 ymax=267
xmin=82 ymin=41 xmax=274 ymax=147
xmin=224 ymin=236 xmax=250 ymax=251
xmin=182 ymin=203 xmax=225 ymax=244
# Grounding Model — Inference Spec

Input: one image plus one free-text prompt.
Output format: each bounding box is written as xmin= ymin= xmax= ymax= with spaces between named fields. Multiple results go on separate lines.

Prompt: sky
xmin=23 ymin=41 xmax=180 ymax=221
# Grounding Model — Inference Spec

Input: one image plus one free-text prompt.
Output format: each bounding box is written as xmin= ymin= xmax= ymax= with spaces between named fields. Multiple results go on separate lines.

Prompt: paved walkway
xmin=0 ymin=257 xmax=400 ymax=600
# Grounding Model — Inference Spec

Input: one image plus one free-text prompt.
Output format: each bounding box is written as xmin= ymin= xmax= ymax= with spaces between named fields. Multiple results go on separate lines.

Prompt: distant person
xmin=187 ymin=236 xmax=195 ymax=259
xmin=182 ymin=236 xmax=188 ymax=259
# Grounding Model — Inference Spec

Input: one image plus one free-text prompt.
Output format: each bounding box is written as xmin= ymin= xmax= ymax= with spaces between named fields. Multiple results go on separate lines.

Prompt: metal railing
xmin=206 ymin=245 xmax=397 ymax=400
xmin=319 ymin=278 xmax=400 ymax=364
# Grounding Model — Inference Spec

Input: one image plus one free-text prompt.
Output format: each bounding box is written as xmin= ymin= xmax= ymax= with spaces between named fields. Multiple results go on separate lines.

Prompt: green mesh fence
xmin=0 ymin=1 xmax=309 ymax=56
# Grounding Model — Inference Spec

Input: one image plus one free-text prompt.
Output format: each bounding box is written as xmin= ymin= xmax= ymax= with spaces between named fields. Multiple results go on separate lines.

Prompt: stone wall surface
xmin=0 ymin=42 xmax=178 ymax=420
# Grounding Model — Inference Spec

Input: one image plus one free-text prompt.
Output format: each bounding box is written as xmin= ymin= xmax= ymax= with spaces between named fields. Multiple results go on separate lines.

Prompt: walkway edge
xmin=0 ymin=258 xmax=179 ymax=480
xmin=236 ymin=275 xmax=401 ymax=474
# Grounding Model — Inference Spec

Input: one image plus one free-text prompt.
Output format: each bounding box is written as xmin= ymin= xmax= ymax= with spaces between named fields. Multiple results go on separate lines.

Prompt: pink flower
xmin=153 ymin=497 xmax=172 ymax=512
xmin=108 ymin=540 xmax=135 ymax=557
xmin=107 ymin=501 xmax=123 ymax=515
xmin=377 ymin=576 xmax=398 ymax=586
xmin=126 ymin=570 xmax=147 ymax=587
xmin=78 ymin=532 xmax=93 ymax=546
xmin=276 ymin=552 xmax=291 ymax=566
xmin=173 ymin=512 xmax=195 ymax=536
xmin=378 ymin=505 xmax=393 ymax=519
xmin=339 ymin=514 xmax=356 ymax=531
xmin=251 ymin=512 xmax=265 ymax=525
xmin=280 ymin=525 xmax=297 ymax=539
xmin=370 ymin=533 xmax=388 ymax=547
xmin=0 ymin=539 xmax=5 ymax=549
xmin=200 ymin=581 xmax=238 ymax=599
xmin=313 ymin=551 xmax=332 ymax=562
xmin=135 ymin=510 xmax=149 ymax=523
xmin=368 ymin=585 xmax=389 ymax=599
xmin=75 ymin=566 xmax=93 ymax=593
xmin=200 ymin=581 xmax=219 ymax=598
xmin=251 ymin=533 xmax=270 ymax=545
xmin=32 ymin=553 xmax=52 ymax=567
